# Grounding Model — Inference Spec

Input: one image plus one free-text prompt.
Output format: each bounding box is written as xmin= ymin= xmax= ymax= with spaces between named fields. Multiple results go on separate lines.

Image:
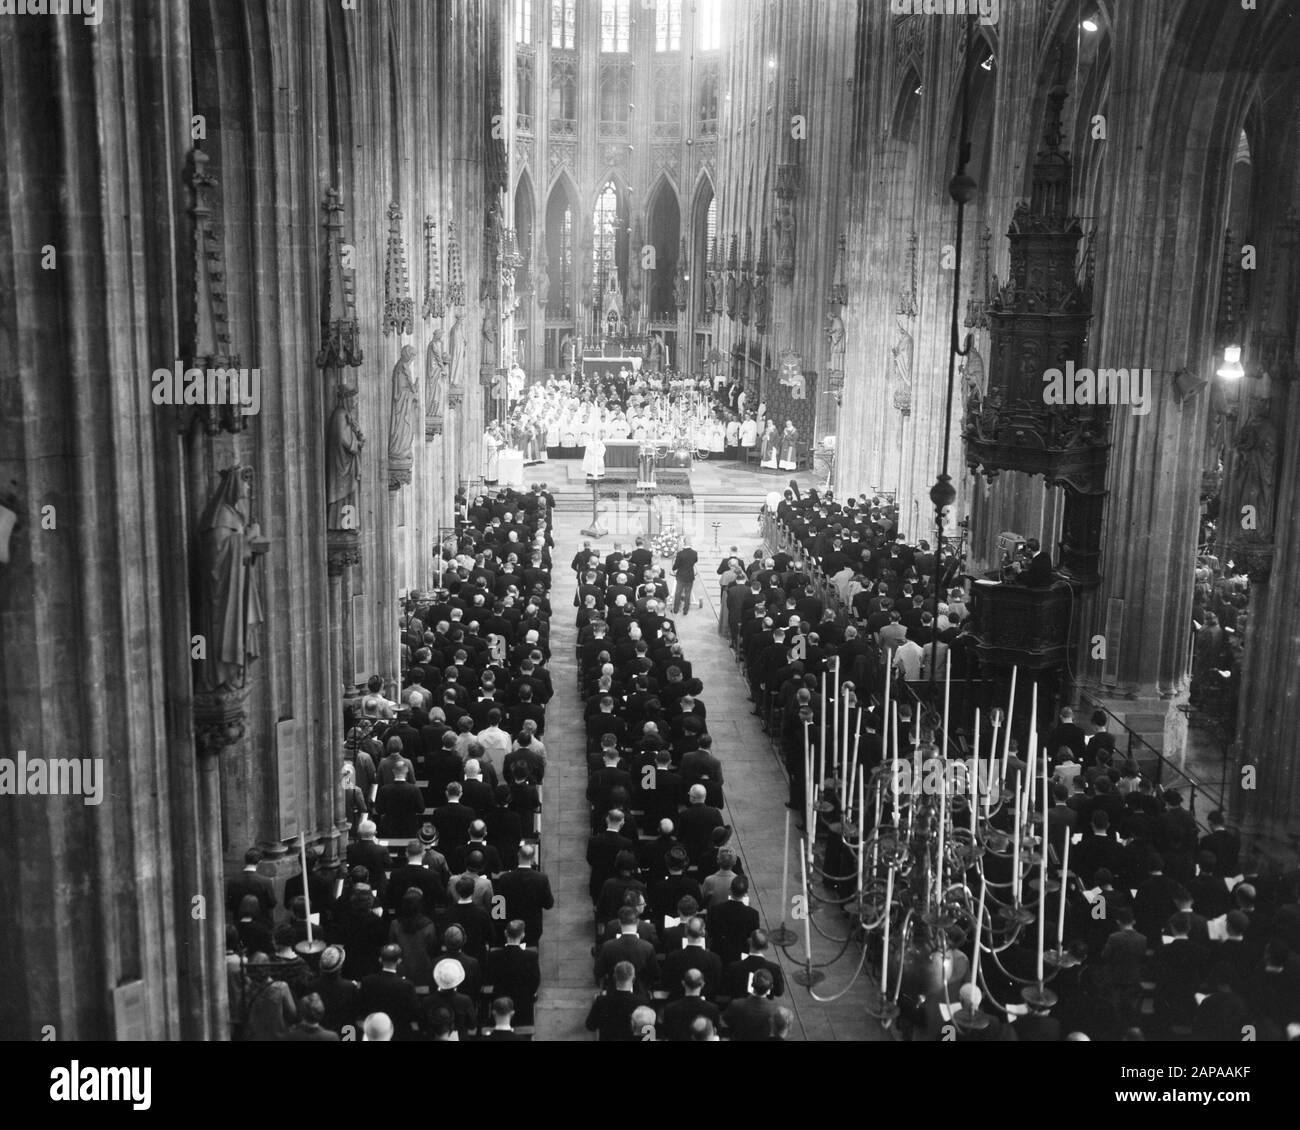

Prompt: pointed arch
xmin=591 ymin=175 xmax=631 ymax=309
xmin=690 ymin=174 xmax=716 ymax=322
xmin=645 ymin=175 xmax=682 ymax=321
xmin=514 ymin=168 xmax=536 ymax=297
xmin=544 ymin=173 xmax=580 ymax=318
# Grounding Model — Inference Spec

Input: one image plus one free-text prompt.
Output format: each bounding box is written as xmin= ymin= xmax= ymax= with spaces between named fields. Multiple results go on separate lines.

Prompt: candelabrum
xmin=791 ymin=663 xmax=1070 ymax=1031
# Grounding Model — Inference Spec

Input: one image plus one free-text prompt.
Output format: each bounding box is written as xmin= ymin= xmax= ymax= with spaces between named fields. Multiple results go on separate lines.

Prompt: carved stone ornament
xmin=318 ymin=188 xmax=364 ymax=369
xmin=384 ymin=202 xmax=414 ymax=337
xmin=181 ymin=148 xmax=245 ymax=436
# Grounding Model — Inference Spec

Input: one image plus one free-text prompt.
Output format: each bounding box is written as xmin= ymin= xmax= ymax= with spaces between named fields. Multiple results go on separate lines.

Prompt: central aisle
xmin=532 ymin=506 xmax=875 ymax=1040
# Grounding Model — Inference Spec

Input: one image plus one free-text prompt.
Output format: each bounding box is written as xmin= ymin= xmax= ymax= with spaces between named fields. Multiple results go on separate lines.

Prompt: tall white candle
xmin=1058 ymin=831 xmax=1071 ymax=949
xmin=800 ymin=838 xmax=814 ymax=961
xmin=1012 ymin=776 xmax=1023 ymax=904
xmin=819 ymin=673 xmax=827 ymax=807
xmin=942 ymin=651 xmax=952 ymax=749
xmin=891 ymin=704 xmax=901 ymax=823
xmin=831 ymin=658 xmax=840 ymax=793
xmin=299 ymin=836 xmax=314 ymax=945
xmin=1036 ymin=746 xmax=1047 ymax=982
xmin=780 ymin=807 xmax=791 ymax=931
xmin=970 ymin=876 xmax=987 ymax=989
xmin=857 ymin=767 xmax=866 ymax=897
xmin=970 ymin=707 xmax=980 ymax=839
xmin=803 ymin=721 xmax=814 ymax=844
xmin=880 ymin=865 xmax=895 ymax=994
xmin=1002 ymin=666 xmax=1018 ymax=783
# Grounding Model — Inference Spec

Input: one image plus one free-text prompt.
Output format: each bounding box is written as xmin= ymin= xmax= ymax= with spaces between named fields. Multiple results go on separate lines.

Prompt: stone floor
xmin=531 ymin=492 xmax=878 ymax=1041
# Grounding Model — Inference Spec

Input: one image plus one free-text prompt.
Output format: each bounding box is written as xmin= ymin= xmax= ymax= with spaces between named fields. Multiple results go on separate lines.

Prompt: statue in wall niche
xmin=737 ymin=274 xmax=753 ymax=325
xmin=326 ymin=384 xmax=364 ymax=529
xmin=533 ymin=245 xmax=550 ymax=309
xmin=890 ymin=318 xmax=913 ymax=414
xmin=826 ymin=309 xmax=846 ymax=375
xmin=426 ymin=327 xmax=449 ymax=423
xmin=777 ymin=201 xmax=796 ymax=276
xmin=387 ymin=343 xmax=420 ymax=465
xmin=961 ymin=342 xmax=985 ymax=421
xmin=194 ymin=464 xmax=267 ymax=693
xmin=447 ymin=308 xmax=467 ymax=392
xmin=725 ymin=271 xmax=737 ymax=319
xmin=483 ymin=303 xmax=499 ymax=359
xmin=1231 ymin=398 xmax=1278 ymax=541
xmin=753 ymin=276 xmax=769 ymax=335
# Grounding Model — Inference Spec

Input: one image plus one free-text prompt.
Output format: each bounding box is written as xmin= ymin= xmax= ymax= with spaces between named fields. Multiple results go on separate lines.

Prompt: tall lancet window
xmin=699 ymin=0 xmax=722 ymax=51
xmin=656 ymin=0 xmax=682 ymax=52
xmin=601 ymin=0 xmax=631 ymax=52
xmin=551 ymin=0 xmax=575 ymax=49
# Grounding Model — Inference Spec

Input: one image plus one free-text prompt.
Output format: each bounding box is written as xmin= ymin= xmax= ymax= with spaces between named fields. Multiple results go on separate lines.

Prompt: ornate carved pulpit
xmin=962 ymin=83 xmax=1110 ymax=670
xmin=968 ymin=579 xmax=1073 ymax=671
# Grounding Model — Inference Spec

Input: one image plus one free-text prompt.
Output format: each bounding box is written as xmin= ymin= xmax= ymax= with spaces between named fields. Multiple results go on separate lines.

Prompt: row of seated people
xmin=571 ymin=540 xmax=791 ymax=1040
xmin=225 ymin=486 xmax=559 ymax=1041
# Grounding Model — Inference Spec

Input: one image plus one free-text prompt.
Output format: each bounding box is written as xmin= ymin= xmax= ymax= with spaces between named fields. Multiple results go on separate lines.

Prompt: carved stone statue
xmin=482 ymin=305 xmax=498 ymax=362
xmin=447 ymin=308 xmax=467 ymax=391
xmin=725 ymin=271 xmax=737 ymax=320
xmin=533 ymin=245 xmax=550 ymax=309
xmin=753 ymin=276 xmax=769 ymax=334
xmin=194 ymin=464 xmax=266 ymax=693
xmin=387 ymin=343 xmax=420 ymax=465
xmin=1231 ymin=398 xmax=1278 ymax=541
xmin=326 ymin=384 xmax=364 ymax=529
xmin=777 ymin=200 xmax=796 ymax=277
xmin=826 ymin=309 xmax=846 ymax=375
xmin=425 ymin=328 xmax=449 ymax=427
xmin=890 ymin=318 xmax=913 ymax=414
xmin=961 ymin=343 xmax=985 ymax=420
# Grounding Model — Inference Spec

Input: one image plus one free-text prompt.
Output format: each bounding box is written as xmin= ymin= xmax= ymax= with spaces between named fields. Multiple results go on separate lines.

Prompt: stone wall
xmin=0 ymin=0 xmax=496 ymax=1040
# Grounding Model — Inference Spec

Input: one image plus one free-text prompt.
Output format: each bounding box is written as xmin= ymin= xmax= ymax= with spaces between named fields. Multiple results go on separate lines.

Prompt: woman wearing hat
xmin=341 ymin=761 xmax=368 ymax=836
xmin=389 ymin=890 xmax=439 ymax=991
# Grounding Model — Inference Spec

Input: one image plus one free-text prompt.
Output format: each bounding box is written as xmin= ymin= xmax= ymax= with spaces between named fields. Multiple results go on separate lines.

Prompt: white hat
xmin=434 ymin=959 xmax=466 ymax=990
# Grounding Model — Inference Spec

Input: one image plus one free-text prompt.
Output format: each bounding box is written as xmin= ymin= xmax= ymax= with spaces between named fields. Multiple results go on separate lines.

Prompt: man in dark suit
xmin=460 ymin=760 xmax=496 ymax=815
xmin=1073 ymin=810 xmax=1126 ymax=890
xmin=663 ymin=969 xmax=721 ymax=1042
xmin=432 ymin=782 xmax=476 ymax=848
xmin=585 ymin=961 xmax=650 ymax=1042
xmin=1020 ymin=537 xmax=1053 ymax=586
xmin=374 ymin=760 xmax=425 ymax=839
xmin=594 ymin=907 xmax=659 ymax=992
xmin=678 ymin=785 xmax=725 ymax=865
xmin=493 ymin=844 xmax=555 ymax=945
xmin=1133 ymin=854 xmax=1182 ymax=942
xmin=724 ymin=930 xmax=786 ymax=1000
xmin=707 ymin=876 xmax=761 ymax=965
xmin=484 ymin=921 xmax=541 ymax=1025
xmin=227 ymin=847 xmax=276 ymax=922
xmin=358 ymin=944 xmax=420 ymax=1040
xmin=385 ymin=840 xmax=446 ymax=914
xmin=345 ymin=821 xmax=392 ymax=904
xmin=1099 ymin=906 xmax=1147 ymax=1027
xmin=586 ymin=810 xmax=636 ymax=904
xmin=436 ymin=876 xmax=494 ymax=959
xmin=679 ymin=735 xmax=725 ymax=792
xmin=1199 ymin=811 xmax=1241 ymax=878
xmin=661 ymin=917 xmax=724 ymax=1000
xmin=1151 ymin=911 xmax=1208 ymax=1032
xmin=484 ymin=784 xmax=524 ymax=871
xmin=1045 ymin=707 xmax=1088 ymax=761
xmin=722 ymin=969 xmax=778 ymax=1040
xmin=479 ymin=996 xmax=530 ymax=1040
